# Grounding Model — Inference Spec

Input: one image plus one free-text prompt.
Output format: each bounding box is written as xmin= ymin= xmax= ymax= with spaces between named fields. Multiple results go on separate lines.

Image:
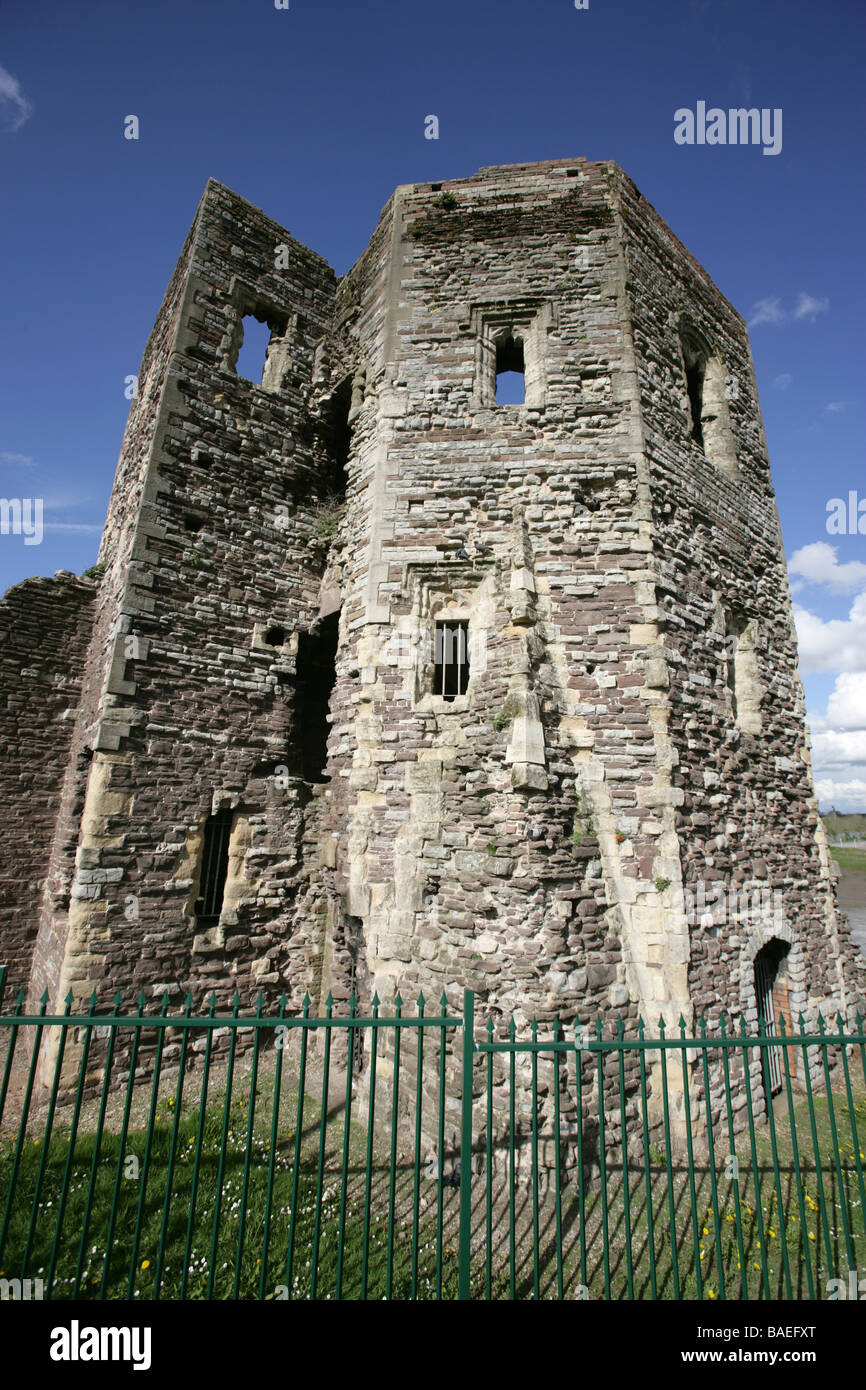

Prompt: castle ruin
xmin=1 ymin=158 xmax=861 ymax=1051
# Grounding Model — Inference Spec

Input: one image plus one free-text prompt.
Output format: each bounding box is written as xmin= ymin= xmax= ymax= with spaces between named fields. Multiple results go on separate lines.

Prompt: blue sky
xmin=1 ymin=0 xmax=863 ymax=807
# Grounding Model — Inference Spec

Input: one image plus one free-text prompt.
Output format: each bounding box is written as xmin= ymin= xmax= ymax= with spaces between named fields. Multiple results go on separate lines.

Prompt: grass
xmin=0 ymin=1083 xmax=461 ymax=1301
xmin=467 ymin=1079 xmax=866 ymax=1301
xmin=2 ymin=1038 xmax=864 ymax=1301
xmin=831 ymin=846 xmax=866 ymax=874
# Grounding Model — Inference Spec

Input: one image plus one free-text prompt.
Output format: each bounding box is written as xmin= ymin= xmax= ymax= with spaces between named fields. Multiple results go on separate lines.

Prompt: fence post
xmin=458 ymin=988 xmax=475 ymax=1300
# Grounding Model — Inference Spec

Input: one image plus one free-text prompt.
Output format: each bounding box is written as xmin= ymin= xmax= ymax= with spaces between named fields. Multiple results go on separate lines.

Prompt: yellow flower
xmin=703 ymin=1226 xmax=709 ymax=1236
xmin=808 ymin=1232 xmax=816 ymax=1241
xmin=141 ymin=1260 xmax=150 ymax=1270
xmin=708 ymin=1289 xmax=716 ymax=1299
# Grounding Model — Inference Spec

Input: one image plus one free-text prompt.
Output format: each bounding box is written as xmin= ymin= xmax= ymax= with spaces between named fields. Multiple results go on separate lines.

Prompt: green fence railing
xmin=0 ymin=966 xmax=863 ymax=1301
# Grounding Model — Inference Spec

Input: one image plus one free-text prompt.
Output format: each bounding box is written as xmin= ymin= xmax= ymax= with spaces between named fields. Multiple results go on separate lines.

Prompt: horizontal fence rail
xmin=0 ymin=967 xmax=864 ymax=1301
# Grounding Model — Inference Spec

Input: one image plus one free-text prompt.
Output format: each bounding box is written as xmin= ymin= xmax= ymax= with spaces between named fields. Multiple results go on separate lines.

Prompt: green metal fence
xmin=0 ymin=965 xmax=864 ymax=1301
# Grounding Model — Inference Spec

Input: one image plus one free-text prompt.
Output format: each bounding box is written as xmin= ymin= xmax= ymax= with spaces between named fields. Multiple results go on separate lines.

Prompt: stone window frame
xmin=433 ymin=618 xmax=470 ymax=701
xmin=736 ymin=920 xmax=808 ymax=1096
xmin=219 ymin=276 xmax=291 ymax=391
xmin=465 ymin=298 xmax=557 ymax=410
xmin=722 ymin=605 xmax=763 ymax=735
xmin=401 ymin=563 xmax=494 ymax=713
xmin=188 ymin=796 xmax=254 ymax=953
xmin=676 ymin=317 xmax=739 ymax=479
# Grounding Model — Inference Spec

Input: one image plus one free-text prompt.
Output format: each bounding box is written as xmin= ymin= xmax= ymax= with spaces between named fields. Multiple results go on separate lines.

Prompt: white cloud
xmin=773 ymin=373 xmax=793 ymax=391
xmin=788 ymin=542 xmax=866 ymax=595
xmin=794 ymin=596 xmax=866 ymax=675
xmin=810 ymin=729 xmax=866 ymax=767
xmin=0 ymin=64 xmax=32 ymax=133
xmin=826 ymin=672 xmax=866 ymax=730
xmin=748 ymin=292 xmax=829 ymax=329
xmin=0 ymin=451 xmax=35 ymax=467
xmin=42 ymin=522 xmax=103 ymax=534
xmin=814 ymin=778 xmax=866 ymax=812
xmin=748 ymin=296 xmax=785 ymax=328
xmin=822 ymin=401 xmax=847 ymax=414
xmin=793 ymin=292 xmax=830 ymax=321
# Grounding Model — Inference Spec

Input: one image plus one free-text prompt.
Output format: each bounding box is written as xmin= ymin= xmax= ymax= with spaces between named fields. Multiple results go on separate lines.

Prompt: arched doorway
xmin=754 ymin=938 xmax=796 ymax=1093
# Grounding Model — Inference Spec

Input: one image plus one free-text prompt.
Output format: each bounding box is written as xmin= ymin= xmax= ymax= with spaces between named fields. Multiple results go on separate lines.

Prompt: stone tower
xmin=1 ymin=158 xmax=861 ymax=1041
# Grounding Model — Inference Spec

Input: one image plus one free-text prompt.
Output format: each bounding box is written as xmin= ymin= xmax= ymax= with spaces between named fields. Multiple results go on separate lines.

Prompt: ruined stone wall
xmin=616 ymin=168 xmax=862 ymax=1034
xmin=28 ymin=183 xmax=343 ymax=1016
xmin=303 ymin=161 xmax=662 ymax=1082
xmin=1 ymin=157 xmax=859 ymax=1118
xmin=0 ymin=573 xmax=95 ymax=1000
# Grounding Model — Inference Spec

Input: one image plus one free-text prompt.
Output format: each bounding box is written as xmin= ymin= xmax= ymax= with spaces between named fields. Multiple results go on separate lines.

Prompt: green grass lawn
xmin=2 ymin=1059 xmax=864 ymax=1301
xmin=0 ymin=1088 xmax=461 ymax=1301
xmin=831 ymin=846 xmax=866 ymax=875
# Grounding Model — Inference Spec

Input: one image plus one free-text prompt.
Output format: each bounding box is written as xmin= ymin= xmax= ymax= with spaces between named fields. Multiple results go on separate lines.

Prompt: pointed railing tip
xmin=372 ymin=992 xmax=380 ymax=1008
xmin=302 ymin=992 xmax=311 ymax=1007
xmin=325 ymin=991 xmax=334 ymax=1008
xmin=40 ymin=989 xmax=50 ymax=1004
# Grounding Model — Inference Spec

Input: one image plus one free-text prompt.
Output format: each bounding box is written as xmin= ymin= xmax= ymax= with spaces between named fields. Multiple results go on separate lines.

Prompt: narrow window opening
xmin=184 ymin=515 xmax=204 ymax=533
xmin=681 ymin=334 xmax=706 ymax=448
xmin=195 ymin=808 xmax=233 ymax=923
xmin=264 ymin=625 xmax=286 ymax=648
xmin=294 ymin=611 xmax=339 ymax=781
xmin=495 ymin=333 xmax=526 ymax=405
xmin=434 ymin=621 xmax=469 ymax=701
xmin=321 ymin=377 xmax=352 ymax=494
xmin=754 ymin=939 xmax=794 ymax=1094
xmin=724 ymin=609 xmax=762 ymax=733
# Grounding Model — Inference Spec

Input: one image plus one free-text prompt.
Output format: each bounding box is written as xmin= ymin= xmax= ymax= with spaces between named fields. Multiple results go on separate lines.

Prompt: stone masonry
xmin=0 ymin=159 xmax=861 ymax=1088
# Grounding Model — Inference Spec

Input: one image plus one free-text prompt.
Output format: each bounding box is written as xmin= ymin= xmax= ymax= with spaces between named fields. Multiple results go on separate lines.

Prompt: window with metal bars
xmin=194 ymin=808 xmax=233 ymax=923
xmin=433 ymin=621 xmax=469 ymax=701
